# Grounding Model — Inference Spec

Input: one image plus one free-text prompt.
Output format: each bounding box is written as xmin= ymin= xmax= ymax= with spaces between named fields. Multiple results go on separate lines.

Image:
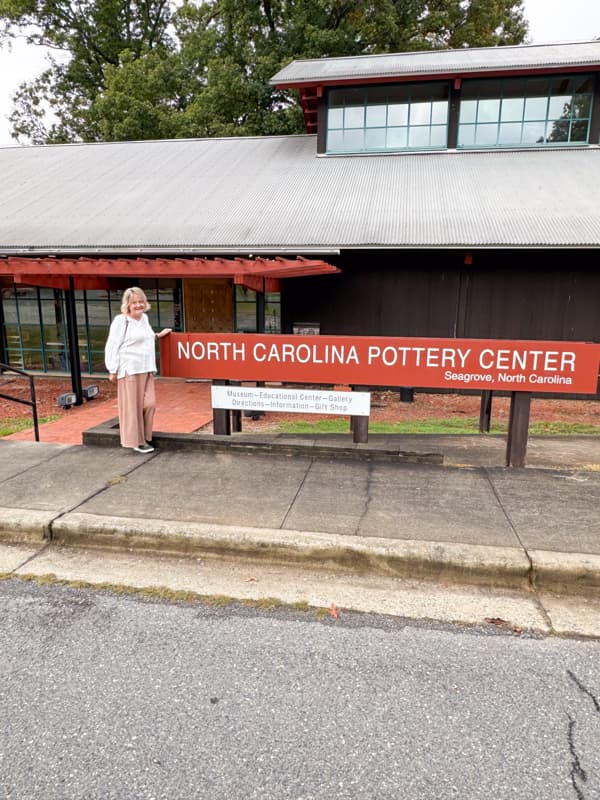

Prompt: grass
xmin=0 ymin=414 xmax=60 ymax=437
xmin=276 ymin=417 xmax=600 ymax=436
xmin=1 ymin=413 xmax=598 ymax=438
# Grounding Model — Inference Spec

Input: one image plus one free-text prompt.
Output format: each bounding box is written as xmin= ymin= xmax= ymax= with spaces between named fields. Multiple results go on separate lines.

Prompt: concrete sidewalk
xmin=0 ymin=432 xmax=599 ymax=598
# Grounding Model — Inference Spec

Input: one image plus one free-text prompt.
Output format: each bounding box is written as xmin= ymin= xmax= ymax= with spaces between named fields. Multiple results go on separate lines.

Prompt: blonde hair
xmin=121 ymin=287 xmax=150 ymax=314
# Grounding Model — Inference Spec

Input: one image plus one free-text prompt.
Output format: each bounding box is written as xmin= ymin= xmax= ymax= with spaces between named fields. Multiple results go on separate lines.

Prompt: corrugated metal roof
xmin=270 ymin=41 xmax=600 ymax=85
xmin=1 ymin=135 xmax=600 ymax=252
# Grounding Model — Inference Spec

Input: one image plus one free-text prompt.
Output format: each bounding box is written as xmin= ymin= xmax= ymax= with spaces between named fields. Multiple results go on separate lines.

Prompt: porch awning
xmin=0 ymin=256 xmax=341 ymax=293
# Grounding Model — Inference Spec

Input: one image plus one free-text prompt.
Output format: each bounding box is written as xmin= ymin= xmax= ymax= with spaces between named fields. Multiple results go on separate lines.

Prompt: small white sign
xmin=211 ymin=386 xmax=371 ymax=416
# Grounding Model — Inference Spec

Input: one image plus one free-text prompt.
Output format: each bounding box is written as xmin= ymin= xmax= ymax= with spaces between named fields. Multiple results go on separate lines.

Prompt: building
xmin=1 ymin=39 xmax=599 ymax=397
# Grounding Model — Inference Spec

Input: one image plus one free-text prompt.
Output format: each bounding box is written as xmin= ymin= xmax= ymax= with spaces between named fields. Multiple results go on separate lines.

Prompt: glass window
xmin=234 ymin=287 xmax=281 ymax=333
xmin=1 ymin=281 xmax=181 ymax=375
xmin=474 ymin=124 xmax=499 ymax=146
xmin=524 ymin=96 xmax=547 ymax=120
xmin=365 ymin=128 xmax=386 ymax=149
xmin=430 ymin=126 xmax=447 ymax=147
xmin=498 ymin=122 xmax=522 ymax=144
xmin=573 ymin=94 xmax=591 ymax=118
xmin=410 ymin=102 xmax=431 ymax=125
xmin=431 ymin=101 xmax=449 ymax=125
xmin=327 ymin=130 xmax=344 ymax=151
xmin=325 ymin=82 xmax=449 ymax=153
xmin=459 ymin=100 xmax=477 ymax=125
xmin=344 ymin=129 xmax=365 ymax=150
xmin=408 ymin=126 xmax=431 ymax=148
xmin=387 ymin=127 xmax=408 ymax=148
xmin=327 ymin=107 xmax=344 ymax=128
xmin=365 ymin=105 xmax=386 ymax=127
xmin=344 ymin=106 xmax=364 ymax=128
xmin=500 ymin=97 xmax=524 ymax=122
xmin=548 ymin=95 xmax=571 ymax=119
xmin=388 ymin=103 xmax=409 ymax=126
xmin=458 ymin=73 xmax=594 ymax=149
xmin=478 ymin=99 xmax=501 ymax=123
xmin=522 ymin=121 xmax=546 ymax=144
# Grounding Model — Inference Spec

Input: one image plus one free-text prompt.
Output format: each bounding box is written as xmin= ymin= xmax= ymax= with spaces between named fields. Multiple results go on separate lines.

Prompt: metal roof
xmin=270 ymin=41 xmax=600 ymax=85
xmin=1 ymin=135 xmax=600 ymax=252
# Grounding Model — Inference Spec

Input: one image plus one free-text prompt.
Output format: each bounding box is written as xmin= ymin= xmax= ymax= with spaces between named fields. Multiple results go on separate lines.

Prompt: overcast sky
xmin=1 ymin=0 xmax=599 ymax=147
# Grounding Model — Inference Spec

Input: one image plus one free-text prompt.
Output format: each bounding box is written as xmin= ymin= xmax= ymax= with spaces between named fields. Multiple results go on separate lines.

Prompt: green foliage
xmin=1 ymin=0 xmax=529 ymax=143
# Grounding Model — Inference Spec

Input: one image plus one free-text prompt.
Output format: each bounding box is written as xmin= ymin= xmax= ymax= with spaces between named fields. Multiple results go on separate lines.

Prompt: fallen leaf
xmin=244 ymin=577 xmax=258 ymax=583
xmin=485 ymin=617 xmax=509 ymax=627
xmin=329 ymin=603 xmax=339 ymax=619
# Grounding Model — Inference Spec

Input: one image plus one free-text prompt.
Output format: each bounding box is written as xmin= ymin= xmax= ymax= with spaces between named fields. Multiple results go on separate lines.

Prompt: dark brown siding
xmin=282 ymin=249 xmax=600 ymax=395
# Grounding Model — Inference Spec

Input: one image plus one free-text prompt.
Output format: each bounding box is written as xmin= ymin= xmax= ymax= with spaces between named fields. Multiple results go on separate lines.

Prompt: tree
xmin=0 ymin=0 xmax=175 ymax=142
xmin=0 ymin=0 xmax=529 ymax=144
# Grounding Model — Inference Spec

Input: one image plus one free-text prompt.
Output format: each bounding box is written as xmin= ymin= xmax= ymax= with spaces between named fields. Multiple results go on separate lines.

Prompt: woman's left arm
xmin=156 ymin=328 xmax=172 ymax=339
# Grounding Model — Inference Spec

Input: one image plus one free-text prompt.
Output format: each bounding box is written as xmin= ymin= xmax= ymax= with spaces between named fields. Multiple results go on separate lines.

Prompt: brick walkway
xmin=6 ymin=378 xmax=214 ymax=445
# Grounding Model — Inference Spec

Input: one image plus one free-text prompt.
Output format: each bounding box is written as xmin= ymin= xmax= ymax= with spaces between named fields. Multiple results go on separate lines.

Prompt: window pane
xmin=546 ymin=121 xmax=569 ymax=142
xmin=474 ymin=124 xmax=498 ymax=145
xmin=344 ymin=106 xmax=364 ymax=128
xmin=344 ymin=129 xmax=365 ymax=150
xmin=571 ymin=119 xmax=589 ymax=141
xmin=408 ymin=126 xmax=430 ymax=148
xmin=365 ymin=128 xmax=386 ymax=149
xmin=386 ymin=127 xmax=408 ymax=148
xmin=410 ymin=102 xmax=431 ymax=125
xmin=365 ymin=105 xmax=386 ymax=127
xmin=457 ymin=124 xmax=476 ymax=147
xmin=524 ymin=96 xmax=548 ymax=120
xmin=521 ymin=121 xmax=546 ymax=144
xmin=429 ymin=125 xmax=447 ymax=147
xmin=548 ymin=95 xmax=572 ymax=120
xmin=431 ymin=101 xmax=448 ymax=124
xmin=388 ymin=103 xmax=408 ymax=125
xmin=460 ymin=100 xmax=477 ymax=124
xmin=573 ymin=94 xmax=591 ymax=118
xmin=477 ymin=99 xmax=500 ymax=123
xmin=500 ymin=97 xmax=524 ymax=122
xmin=327 ymin=107 xmax=344 ymax=128
xmin=327 ymin=130 xmax=344 ymax=151
xmin=546 ymin=119 xmax=570 ymax=142
xmin=498 ymin=122 xmax=522 ymax=144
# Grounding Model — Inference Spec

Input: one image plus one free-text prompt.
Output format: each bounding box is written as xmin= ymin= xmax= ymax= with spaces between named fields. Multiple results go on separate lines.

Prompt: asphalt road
xmin=1 ymin=579 xmax=600 ymax=800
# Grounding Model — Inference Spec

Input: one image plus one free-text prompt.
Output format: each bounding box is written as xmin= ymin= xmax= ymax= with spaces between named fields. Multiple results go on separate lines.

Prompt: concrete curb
xmin=0 ymin=507 xmax=53 ymax=543
xmin=530 ymin=549 xmax=600 ymax=596
xmin=3 ymin=506 xmax=600 ymax=597
xmin=82 ymin=422 xmax=444 ymax=464
xmin=51 ymin=511 xmax=532 ymax=592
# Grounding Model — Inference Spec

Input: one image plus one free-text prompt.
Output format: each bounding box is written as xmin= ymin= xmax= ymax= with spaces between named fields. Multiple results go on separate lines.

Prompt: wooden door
xmin=183 ymin=279 xmax=233 ymax=332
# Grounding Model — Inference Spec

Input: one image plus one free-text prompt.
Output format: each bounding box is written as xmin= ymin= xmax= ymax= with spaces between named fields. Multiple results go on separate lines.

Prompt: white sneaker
xmin=133 ymin=443 xmax=154 ymax=453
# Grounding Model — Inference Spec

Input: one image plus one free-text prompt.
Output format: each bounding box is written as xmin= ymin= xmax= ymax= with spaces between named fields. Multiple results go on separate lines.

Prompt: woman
xmin=104 ymin=287 xmax=172 ymax=453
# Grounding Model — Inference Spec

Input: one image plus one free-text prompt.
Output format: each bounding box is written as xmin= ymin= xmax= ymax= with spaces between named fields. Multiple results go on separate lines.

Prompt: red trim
xmin=0 ymin=256 xmax=340 ymax=285
xmin=12 ymin=275 xmax=110 ymax=290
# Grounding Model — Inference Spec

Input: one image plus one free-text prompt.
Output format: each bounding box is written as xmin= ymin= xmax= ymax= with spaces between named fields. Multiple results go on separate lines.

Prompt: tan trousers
xmin=117 ymin=372 xmax=156 ymax=448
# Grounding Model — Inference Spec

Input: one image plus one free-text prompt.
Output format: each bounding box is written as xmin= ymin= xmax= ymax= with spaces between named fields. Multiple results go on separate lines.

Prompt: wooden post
xmin=479 ymin=390 xmax=493 ymax=432
xmin=352 ymin=415 xmax=368 ymax=443
xmin=212 ymin=379 xmax=231 ymax=436
xmin=506 ymin=392 xmax=531 ymax=467
xmin=350 ymin=385 xmax=368 ymax=442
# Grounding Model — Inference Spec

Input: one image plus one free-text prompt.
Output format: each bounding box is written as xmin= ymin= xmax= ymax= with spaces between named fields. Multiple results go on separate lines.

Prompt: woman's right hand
xmin=108 ymin=373 xmax=117 ymax=383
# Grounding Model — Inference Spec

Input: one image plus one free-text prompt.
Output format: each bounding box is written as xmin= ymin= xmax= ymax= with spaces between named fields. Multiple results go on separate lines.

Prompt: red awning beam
xmin=1 ymin=255 xmax=340 ymax=275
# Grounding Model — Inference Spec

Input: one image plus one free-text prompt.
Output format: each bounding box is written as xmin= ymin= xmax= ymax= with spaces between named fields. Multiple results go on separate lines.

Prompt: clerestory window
xmin=458 ymin=74 xmax=594 ymax=149
xmin=326 ymin=82 xmax=450 ymax=154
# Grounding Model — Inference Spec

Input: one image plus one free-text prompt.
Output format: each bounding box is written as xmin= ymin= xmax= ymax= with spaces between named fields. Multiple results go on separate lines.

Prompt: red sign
xmin=160 ymin=334 xmax=600 ymax=394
